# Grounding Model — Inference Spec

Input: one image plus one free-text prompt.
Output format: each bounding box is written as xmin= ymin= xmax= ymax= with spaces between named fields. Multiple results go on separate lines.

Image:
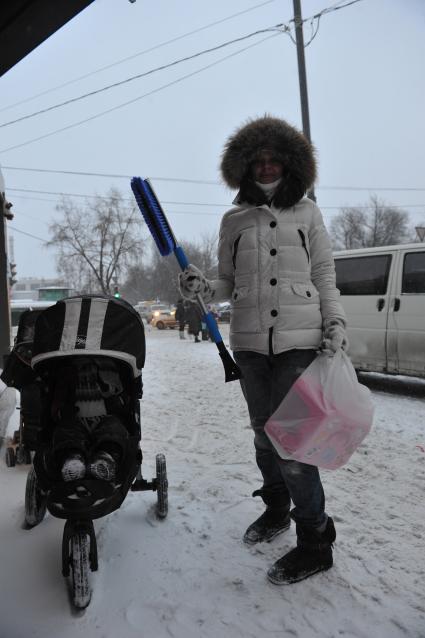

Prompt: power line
xmin=0 ymin=33 xmax=281 ymax=154
xmin=0 ymin=24 xmax=289 ymax=130
xmin=311 ymin=0 xmax=364 ymax=19
xmin=3 ymin=168 xmax=425 ymax=192
xmin=7 ymin=187 xmax=228 ymax=207
xmin=10 ymin=195 xmax=425 ymax=220
xmin=300 ymin=0 xmax=364 ymax=47
xmin=2 ymin=167 xmax=220 ymax=184
xmin=8 ymin=225 xmax=48 ymax=243
xmin=0 ymin=0 xmax=279 ymax=115
xmin=7 ymin=187 xmax=425 ymax=209
xmin=0 ymin=0 xmax=367 ymax=154
xmin=8 ymin=188 xmax=425 ymax=224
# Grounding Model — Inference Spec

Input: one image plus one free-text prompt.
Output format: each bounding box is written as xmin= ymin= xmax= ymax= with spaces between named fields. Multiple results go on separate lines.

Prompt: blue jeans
xmin=234 ymin=349 xmax=327 ymax=528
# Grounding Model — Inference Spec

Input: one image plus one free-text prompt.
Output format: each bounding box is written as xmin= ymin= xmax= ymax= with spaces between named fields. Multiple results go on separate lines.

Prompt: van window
xmin=402 ymin=251 xmax=425 ymax=293
xmin=335 ymin=254 xmax=392 ymax=295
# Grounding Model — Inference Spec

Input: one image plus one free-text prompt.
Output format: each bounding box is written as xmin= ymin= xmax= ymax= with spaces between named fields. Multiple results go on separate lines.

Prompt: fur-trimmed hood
xmin=220 ymin=115 xmax=317 ymax=209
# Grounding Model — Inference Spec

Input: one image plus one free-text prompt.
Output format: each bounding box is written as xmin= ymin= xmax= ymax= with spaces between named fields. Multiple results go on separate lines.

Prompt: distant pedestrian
xmin=185 ymin=301 xmax=202 ymax=343
xmin=175 ymin=298 xmax=186 ymax=339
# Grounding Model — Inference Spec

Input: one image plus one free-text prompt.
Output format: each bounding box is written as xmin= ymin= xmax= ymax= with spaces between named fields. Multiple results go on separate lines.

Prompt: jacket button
xmin=271 ymin=309 xmax=278 ymax=317
xmin=270 ymin=248 xmax=277 ymax=256
xmin=270 ymin=278 xmax=277 ymax=286
xmin=270 ymin=221 xmax=277 ymax=228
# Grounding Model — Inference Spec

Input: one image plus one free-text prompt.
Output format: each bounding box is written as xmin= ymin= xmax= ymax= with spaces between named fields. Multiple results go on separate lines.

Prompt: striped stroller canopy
xmin=31 ymin=295 xmax=145 ymax=377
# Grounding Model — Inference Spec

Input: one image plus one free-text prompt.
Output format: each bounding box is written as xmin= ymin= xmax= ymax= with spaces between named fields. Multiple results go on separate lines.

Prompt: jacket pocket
xmin=232 ymin=235 xmax=241 ymax=269
xmin=232 ymin=286 xmax=249 ymax=302
xmin=291 ymin=282 xmax=319 ymax=299
xmin=298 ymin=229 xmax=310 ymax=262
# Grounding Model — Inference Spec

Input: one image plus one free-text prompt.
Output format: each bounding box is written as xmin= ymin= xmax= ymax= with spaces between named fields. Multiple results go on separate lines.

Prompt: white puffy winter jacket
xmin=210 ymin=196 xmax=346 ymax=355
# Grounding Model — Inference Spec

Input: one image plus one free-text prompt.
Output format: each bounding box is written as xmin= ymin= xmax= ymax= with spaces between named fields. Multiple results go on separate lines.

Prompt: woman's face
xmin=251 ymin=150 xmax=283 ymax=184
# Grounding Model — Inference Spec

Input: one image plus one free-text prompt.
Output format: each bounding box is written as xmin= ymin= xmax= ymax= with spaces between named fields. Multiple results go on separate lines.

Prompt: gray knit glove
xmin=178 ymin=264 xmax=214 ymax=303
xmin=321 ymin=319 xmax=349 ymax=354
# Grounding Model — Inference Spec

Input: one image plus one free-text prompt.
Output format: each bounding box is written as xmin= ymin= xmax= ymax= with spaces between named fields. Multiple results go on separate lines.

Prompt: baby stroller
xmin=1 ymin=308 xmax=44 ymax=467
xmin=22 ymin=295 xmax=168 ymax=609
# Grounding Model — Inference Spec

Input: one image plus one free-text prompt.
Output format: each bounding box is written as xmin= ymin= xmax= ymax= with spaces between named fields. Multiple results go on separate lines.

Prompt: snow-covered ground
xmin=1 ymin=324 xmax=424 ymax=638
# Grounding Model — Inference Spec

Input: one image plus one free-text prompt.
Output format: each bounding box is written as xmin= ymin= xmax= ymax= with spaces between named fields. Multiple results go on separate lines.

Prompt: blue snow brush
xmin=131 ymin=176 xmax=241 ymax=383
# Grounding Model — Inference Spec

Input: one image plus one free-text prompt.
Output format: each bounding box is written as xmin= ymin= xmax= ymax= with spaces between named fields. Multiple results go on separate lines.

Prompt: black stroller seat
xmin=34 ymin=354 xmax=142 ymax=520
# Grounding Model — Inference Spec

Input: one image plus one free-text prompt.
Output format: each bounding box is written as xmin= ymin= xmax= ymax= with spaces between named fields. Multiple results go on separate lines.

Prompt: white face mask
xmin=255 ymin=177 xmax=282 ymax=197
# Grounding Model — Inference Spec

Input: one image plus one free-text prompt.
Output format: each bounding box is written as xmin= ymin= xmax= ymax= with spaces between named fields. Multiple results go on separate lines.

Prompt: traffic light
xmin=9 ymin=262 xmax=17 ymax=287
xmin=113 ymin=285 xmax=120 ymax=299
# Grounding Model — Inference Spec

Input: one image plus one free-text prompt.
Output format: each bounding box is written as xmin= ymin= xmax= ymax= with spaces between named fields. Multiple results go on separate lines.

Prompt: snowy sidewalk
xmin=0 ymin=326 xmax=424 ymax=638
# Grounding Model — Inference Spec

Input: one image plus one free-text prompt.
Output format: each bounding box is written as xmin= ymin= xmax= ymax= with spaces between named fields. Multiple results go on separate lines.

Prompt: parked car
xmin=133 ymin=302 xmax=153 ymax=321
xmin=147 ymin=304 xmax=174 ymax=325
xmin=334 ymin=242 xmax=425 ymax=378
xmin=216 ymin=302 xmax=231 ymax=323
xmin=150 ymin=307 xmax=178 ymax=330
xmin=134 ymin=302 xmax=170 ymax=324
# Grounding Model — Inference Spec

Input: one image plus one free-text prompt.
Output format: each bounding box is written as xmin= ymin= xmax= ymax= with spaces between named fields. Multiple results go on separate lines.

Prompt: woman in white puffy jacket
xmin=179 ymin=116 xmax=348 ymax=585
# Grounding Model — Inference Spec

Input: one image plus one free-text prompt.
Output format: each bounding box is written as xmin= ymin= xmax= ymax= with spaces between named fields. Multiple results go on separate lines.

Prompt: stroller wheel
xmin=25 ymin=467 xmax=47 ymax=527
xmin=71 ymin=532 xmax=92 ymax=609
xmin=5 ymin=447 xmax=16 ymax=467
xmin=155 ymin=453 xmax=168 ymax=519
xmin=6 ymin=447 xmax=16 ymax=467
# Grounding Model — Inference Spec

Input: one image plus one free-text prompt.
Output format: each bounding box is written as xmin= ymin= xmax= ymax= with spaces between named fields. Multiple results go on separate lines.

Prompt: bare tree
xmin=330 ymin=207 xmax=367 ymax=250
xmin=47 ymin=189 xmax=146 ymax=294
xmin=330 ymin=195 xmax=410 ymax=249
xmin=121 ymin=232 xmax=219 ymax=304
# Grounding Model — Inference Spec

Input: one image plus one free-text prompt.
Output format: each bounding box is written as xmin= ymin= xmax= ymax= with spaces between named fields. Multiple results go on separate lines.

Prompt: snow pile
xmin=1 ymin=324 xmax=424 ymax=638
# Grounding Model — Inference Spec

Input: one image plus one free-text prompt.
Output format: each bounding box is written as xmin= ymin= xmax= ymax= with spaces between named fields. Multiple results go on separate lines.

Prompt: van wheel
xmin=156 ymin=321 xmax=165 ymax=330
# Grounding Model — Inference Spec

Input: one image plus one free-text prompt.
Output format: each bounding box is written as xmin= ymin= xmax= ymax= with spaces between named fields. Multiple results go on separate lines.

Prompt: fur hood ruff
xmin=220 ymin=115 xmax=317 ymax=209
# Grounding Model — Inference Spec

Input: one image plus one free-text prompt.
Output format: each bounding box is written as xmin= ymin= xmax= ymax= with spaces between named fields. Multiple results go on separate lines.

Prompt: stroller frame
xmin=5 ymin=295 xmax=168 ymax=610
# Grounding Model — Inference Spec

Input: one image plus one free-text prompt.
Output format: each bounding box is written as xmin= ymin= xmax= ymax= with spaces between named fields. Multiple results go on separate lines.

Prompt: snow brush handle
xmin=174 ymin=247 xmax=242 ymax=382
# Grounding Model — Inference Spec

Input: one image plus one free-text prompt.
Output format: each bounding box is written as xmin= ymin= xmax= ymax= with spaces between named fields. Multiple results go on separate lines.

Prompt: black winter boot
xmin=267 ymin=516 xmax=336 ymax=585
xmin=244 ymin=508 xmax=291 ymax=544
xmin=243 ymin=487 xmax=290 ymax=545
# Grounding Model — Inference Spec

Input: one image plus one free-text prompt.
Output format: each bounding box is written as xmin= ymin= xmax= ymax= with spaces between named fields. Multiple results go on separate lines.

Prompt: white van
xmin=333 ymin=243 xmax=425 ymax=379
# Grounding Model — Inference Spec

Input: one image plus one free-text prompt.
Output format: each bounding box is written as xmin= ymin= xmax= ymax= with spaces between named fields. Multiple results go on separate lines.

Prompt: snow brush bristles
xmin=131 ymin=177 xmax=241 ymax=383
xmin=130 ymin=177 xmax=174 ymax=257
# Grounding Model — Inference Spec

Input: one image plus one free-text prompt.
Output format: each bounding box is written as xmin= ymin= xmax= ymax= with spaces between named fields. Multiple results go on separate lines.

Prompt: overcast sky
xmin=1 ymin=0 xmax=424 ymax=279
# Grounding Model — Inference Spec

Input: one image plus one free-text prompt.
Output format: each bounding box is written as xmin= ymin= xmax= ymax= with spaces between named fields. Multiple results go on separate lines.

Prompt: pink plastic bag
xmin=265 ymin=350 xmax=374 ymax=469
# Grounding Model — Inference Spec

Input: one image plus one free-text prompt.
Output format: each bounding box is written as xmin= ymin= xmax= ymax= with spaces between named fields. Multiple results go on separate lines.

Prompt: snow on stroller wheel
xmin=71 ymin=532 xmax=92 ymax=609
xmin=155 ymin=453 xmax=168 ymax=519
xmin=25 ymin=466 xmax=47 ymax=527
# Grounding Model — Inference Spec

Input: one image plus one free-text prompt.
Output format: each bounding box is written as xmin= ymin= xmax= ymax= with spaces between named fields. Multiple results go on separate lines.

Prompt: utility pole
xmin=292 ymin=0 xmax=316 ymax=202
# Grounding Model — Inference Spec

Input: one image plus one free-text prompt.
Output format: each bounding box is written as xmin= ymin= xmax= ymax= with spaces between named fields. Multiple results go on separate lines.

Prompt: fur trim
xmin=220 ymin=115 xmax=317 ymax=208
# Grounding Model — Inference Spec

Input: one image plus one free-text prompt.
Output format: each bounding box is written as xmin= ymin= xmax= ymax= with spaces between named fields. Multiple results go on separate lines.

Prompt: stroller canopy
xmin=31 ymin=295 xmax=145 ymax=377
